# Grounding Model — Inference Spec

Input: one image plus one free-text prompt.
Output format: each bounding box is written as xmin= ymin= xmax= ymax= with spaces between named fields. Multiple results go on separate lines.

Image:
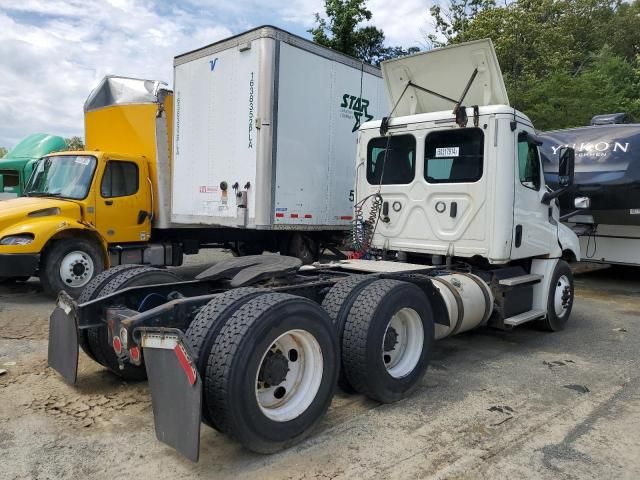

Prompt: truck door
xmin=511 ymin=129 xmax=557 ymax=258
xmin=94 ymin=159 xmax=152 ymax=243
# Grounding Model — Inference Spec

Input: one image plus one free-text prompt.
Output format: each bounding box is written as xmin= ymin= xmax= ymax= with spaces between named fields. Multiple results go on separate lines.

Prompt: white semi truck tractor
xmin=48 ymin=38 xmax=581 ymax=461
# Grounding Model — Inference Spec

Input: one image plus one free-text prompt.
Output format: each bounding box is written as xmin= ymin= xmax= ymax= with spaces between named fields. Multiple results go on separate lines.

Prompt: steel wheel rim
xmin=255 ymin=329 xmax=323 ymax=422
xmin=554 ymin=275 xmax=571 ymax=317
xmin=382 ymin=307 xmax=424 ymax=378
xmin=59 ymin=251 xmax=94 ymax=288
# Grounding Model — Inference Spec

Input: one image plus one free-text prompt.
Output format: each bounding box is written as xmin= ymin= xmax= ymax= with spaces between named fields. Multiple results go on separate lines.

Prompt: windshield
xmin=25 ymin=155 xmax=97 ymax=200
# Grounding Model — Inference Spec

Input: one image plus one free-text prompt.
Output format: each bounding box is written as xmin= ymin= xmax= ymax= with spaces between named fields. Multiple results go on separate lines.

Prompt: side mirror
xmin=558 ymin=147 xmax=575 ymax=188
xmin=574 ymin=196 xmax=591 ymax=209
xmin=542 ymin=147 xmax=576 ymax=205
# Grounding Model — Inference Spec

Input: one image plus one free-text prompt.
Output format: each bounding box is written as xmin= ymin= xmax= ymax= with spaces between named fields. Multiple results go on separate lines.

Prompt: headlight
xmin=0 ymin=234 xmax=35 ymax=245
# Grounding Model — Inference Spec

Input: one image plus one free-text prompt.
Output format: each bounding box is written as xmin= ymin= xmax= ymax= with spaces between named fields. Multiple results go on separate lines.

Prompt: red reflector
xmin=275 ymin=213 xmax=284 ymax=218
xmin=340 ymin=215 xmax=353 ymax=220
xmin=290 ymin=213 xmax=299 ymax=218
xmin=304 ymin=214 xmax=312 ymax=219
xmin=174 ymin=343 xmax=197 ymax=386
xmin=130 ymin=346 xmax=141 ymax=364
xmin=112 ymin=336 xmax=122 ymax=354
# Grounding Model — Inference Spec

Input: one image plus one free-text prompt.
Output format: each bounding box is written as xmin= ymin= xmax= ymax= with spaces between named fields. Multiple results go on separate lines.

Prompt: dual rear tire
xmin=184 ymin=291 xmax=339 ymax=453
xmin=324 ymin=278 xmax=435 ymax=403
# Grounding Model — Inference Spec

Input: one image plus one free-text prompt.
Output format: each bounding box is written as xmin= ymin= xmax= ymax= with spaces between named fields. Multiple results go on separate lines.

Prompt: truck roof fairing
xmin=84 ymin=75 xmax=172 ymax=113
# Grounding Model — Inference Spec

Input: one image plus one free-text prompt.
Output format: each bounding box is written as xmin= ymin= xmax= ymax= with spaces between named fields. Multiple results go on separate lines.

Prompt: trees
xmin=428 ymin=0 xmax=640 ymax=129
xmin=310 ymin=0 xmax=419 ymax=65
xmin=64 ymin=137 xmax=84 ymax=151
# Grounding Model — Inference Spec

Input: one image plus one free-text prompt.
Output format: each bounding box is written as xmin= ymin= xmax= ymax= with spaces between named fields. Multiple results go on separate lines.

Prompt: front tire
xmin=540 ymin=260 xmax=574 ymax=332
xmin=205 ymin=293 xmax=339 ymax=453
xmin=40 ymin=239 xmax=105 ymax=298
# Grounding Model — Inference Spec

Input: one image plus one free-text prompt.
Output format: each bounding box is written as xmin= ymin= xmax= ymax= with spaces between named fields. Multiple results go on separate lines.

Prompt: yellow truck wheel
xmin=40 ymin=238 xmax=105 ymax=298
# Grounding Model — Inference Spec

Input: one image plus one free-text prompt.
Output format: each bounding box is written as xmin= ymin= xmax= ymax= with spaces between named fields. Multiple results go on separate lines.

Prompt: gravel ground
xmin=1 ymin=255 xmax=639 ymax=480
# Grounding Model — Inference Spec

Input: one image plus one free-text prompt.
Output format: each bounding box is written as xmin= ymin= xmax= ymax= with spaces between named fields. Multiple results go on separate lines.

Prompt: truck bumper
xmin=0 ymin=253 xmax=39 ymax=277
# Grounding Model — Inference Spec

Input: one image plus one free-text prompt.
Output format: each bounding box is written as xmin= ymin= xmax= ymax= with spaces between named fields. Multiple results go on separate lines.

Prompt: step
xmin=499 ymin=274 xmax=543 ymax=287
xmin=504 ymin=309 xmax=546 ymax=326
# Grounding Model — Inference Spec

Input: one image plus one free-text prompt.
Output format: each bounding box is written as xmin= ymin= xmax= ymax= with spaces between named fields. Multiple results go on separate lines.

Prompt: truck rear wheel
xmin=40 ymin=238 xmax=105 ymax=298
xmin=87 ymin=266 xmax=180 ymax=380
xmin=540 ymin=260 xmax=574 ymax=332
xmin=76 ymin=264 xmax=144 ymax=362
xmin=341 ymin=279 xmax=434 ymax=403
xmin=184 ymin=287 xmax=268 ymax=428
xmin=205 ymin=293 xmax=339 ymax=453
xmin=321 ymin=275 xmax=379 ymax=393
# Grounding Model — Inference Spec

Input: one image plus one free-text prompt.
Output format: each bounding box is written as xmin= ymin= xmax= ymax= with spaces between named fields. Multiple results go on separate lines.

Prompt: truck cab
xmin=0 ymin=133 xmax=66 ymax=199
xmin=0 ymin=77 xmax=173 ymax=296
xmin=355 ymin=39 xmax=580 ymax=328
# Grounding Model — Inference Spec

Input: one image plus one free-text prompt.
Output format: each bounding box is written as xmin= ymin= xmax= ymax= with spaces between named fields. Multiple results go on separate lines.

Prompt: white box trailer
xmin=171 ymin=26 xmax=386 ymax=231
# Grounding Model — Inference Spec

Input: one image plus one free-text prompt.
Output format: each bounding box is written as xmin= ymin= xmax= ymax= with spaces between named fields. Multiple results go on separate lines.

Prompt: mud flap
xmin=139 ymin=328 xmax=202 ymax=462
xmin=48 ymin=304 xmax=79 ymax=385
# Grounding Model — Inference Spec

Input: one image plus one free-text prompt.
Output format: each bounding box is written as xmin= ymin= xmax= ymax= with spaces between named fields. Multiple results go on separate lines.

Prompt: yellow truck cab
xmin=0 ymin=76 xmax=173 ymax=296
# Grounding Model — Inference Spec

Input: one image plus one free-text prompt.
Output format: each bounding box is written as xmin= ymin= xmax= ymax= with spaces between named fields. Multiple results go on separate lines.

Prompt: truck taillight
xmin=129 ymin=346 xmax=141 ymax=365
xmin=112 ymin=335 xmax=122 ymax=355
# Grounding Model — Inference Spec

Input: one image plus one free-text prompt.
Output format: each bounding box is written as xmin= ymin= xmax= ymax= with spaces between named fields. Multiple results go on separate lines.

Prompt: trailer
xmin=48 ymin=38 xmax=581 ymax=461
xmin=0 ymin=26 xmax=385 ymax=296
xmin=540 ymin=117 xmax=640 ymax=265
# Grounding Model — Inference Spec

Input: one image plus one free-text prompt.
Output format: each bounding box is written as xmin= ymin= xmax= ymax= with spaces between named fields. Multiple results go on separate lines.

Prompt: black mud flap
xmin=139 ymin=328 xmax=202 ymax=462
xmin=48 ymin=296 xmax=79 ymax=385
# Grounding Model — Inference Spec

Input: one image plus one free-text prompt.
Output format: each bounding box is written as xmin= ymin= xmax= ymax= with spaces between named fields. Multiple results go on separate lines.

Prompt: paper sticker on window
xmin=75 ymin=157 xmax=91 ymax=165
xmin=435 ymin=147 xmax=459 ymax=157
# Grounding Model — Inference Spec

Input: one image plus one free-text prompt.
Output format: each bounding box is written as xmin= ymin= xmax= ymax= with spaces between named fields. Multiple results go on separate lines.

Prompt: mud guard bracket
xmin=139 ymin=327 xmax=202 ymax=462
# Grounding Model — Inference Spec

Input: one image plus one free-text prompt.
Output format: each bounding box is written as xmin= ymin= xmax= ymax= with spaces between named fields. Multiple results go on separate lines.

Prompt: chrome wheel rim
xmin=554 ymin=275 xmax=571 ymax=318
xmin=382 ymin=308 xmax=424 ymax=378
xmin=59 ymin=251 xmax=94 ymax=288
xmin=255 ymin=329 xmax=323 ymax=422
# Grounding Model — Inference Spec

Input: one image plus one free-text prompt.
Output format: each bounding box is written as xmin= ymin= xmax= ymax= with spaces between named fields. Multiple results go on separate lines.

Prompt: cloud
xmin=0 ymin=0 xmax=434 ymax=148
xmin=0 ymin=0 xmax=232 ymax=147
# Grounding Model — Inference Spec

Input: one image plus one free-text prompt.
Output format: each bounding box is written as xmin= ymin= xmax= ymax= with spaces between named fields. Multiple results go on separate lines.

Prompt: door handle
xmin=450 ymin=201 xmax=458 ymax=218
xmin=105 ymin=200 xmax=113 ymax=206
xmin=515 ymin=225 xmax=523 ymax=247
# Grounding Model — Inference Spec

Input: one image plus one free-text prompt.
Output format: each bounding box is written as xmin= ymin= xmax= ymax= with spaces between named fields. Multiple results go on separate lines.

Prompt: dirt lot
xmin=1 ymin=254 xmax=639 ymax=480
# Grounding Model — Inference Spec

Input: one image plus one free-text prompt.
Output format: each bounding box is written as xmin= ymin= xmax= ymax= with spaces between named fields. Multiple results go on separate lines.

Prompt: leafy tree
xmin=310 ymin=0 xmax=419 ymax=65
xmin=64 ymin=137 xmax=84 ymax=151
xmin=427 ymin=0 xmax=640 ymax=129
xmin=0 ymin=147 xmax=7 ymax=158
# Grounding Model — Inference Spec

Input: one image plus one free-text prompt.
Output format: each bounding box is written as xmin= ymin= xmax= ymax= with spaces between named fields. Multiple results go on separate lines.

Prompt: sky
xmin=0 ymin=0 xmax=433 ymax=149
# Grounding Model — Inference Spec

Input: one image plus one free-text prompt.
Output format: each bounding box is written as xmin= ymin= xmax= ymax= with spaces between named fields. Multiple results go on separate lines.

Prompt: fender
xmin=0 ymin=215 xmax=108 ymax=262
xmin=557 ymin=222 xmax=580 ymax=262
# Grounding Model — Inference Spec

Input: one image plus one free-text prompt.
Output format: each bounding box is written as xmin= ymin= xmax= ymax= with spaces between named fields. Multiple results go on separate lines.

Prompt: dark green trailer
xmin=0 ymin=133 xmax=66 ymax=198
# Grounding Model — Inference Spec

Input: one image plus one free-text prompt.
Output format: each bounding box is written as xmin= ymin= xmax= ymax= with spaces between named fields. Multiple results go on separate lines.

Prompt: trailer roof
xmin=173 ymin=25 xmax=382 ymax=78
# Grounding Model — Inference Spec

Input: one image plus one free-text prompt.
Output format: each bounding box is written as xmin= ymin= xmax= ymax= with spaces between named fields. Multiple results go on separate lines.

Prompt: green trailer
xmin=0 ymin=133 xmax=66 ymax=198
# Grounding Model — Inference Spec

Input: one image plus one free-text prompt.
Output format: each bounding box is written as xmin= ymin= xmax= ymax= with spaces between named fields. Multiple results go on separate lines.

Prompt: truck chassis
xmin=48 ymin=254 xmax=572 ymax=461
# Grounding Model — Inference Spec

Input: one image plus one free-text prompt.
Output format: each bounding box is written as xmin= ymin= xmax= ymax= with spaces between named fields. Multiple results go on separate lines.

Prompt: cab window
xmin=101 ymin=161 xmax=139 ymax=198
xmin=424 ymin=128 xmax=484 ymax=183
xmin=367 ymin=135 xmax=416 ymax=185
xmin=517 ymin=133 xmax=541 ymax=190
